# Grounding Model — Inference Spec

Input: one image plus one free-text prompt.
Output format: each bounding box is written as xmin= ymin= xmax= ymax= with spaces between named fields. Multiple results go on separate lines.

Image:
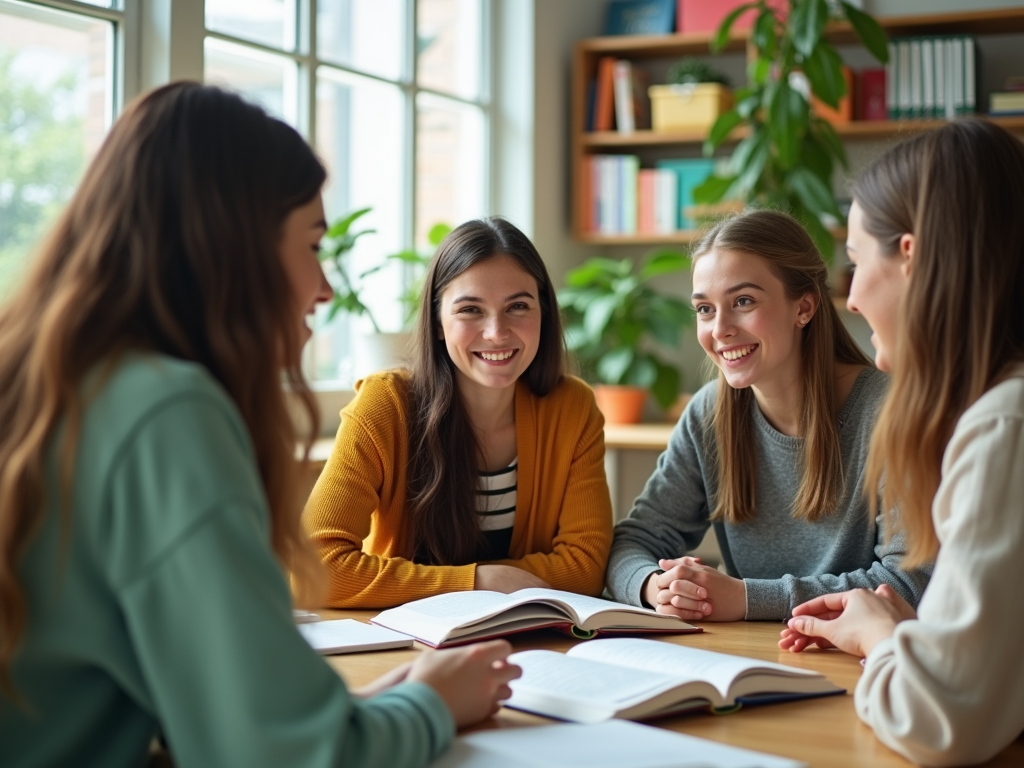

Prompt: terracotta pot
xmin=594 ymin=384 xmax=647 ymax=425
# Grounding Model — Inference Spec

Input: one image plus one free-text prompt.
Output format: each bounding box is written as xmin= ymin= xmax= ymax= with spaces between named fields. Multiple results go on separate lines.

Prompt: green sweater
xmin=1 ymin=354 xmax=453 ymax=768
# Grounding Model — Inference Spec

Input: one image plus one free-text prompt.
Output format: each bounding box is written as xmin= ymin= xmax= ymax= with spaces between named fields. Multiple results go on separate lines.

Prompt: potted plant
xmin=694 ymin=0 xmax=889 ymax=259
xmin=649 ymin=57 xmax=733 ymax=133
xmin=558 ymin=249 xmax=692 ymax=424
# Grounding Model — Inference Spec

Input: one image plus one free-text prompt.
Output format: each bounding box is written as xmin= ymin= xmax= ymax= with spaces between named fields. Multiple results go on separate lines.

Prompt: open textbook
xmin=505 ymin=638 xmax=843 ymax=723
xmin=371 ymin=588 xmax=699 ymax=647
xmin=429 ymin=720 xmax=806 ymax=768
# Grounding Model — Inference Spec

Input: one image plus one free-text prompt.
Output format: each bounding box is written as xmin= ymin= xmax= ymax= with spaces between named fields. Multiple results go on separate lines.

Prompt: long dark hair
xmin=692 ymin=209 xmax=873 ymax=524
xmin=0 ymin=82 xmax=325 ymax=696
xmin=406 ymin=217 xmax=565 ymax=565
xmin=858 ymin=119 xmax=1024 ymax=566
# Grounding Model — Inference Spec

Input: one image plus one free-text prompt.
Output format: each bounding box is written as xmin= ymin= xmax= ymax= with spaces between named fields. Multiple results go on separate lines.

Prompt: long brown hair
xmin=692 ymin=209 xmax=873 ymax=524
xmin=858 ymin=120 xmax=1024 ymax=567
xmin=0 ymin=83 xmax=325 ymax=696
xmin=406 ymin=217 xmax=565 ymax=565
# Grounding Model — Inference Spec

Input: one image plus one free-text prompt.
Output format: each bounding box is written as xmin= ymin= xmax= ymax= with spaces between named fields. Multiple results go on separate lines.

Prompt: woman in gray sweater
xmin=607 ymin=209 xmax=930 ymax=622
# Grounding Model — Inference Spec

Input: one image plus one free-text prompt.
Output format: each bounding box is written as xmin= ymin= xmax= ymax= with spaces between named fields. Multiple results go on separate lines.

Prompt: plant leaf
xmin=325 ymin=207 xmax=372 ymax=238
xmin=752 ymin=8 xmax=778 ymax=57
xmin=804 ymin=43 xmax=846 ymax=109
xmin=768 ymin=80 xmax=806 ymax=170
xmin=792 ymin=0 xmax=829 ymax=58
xmin=597 ymin=347 xmax=635 ymax=385
xmin=704 ymin=109 xmax=743 ymax=151
xmin=583 ymin=293 xmax=620 ymax=343
xmin=639 ymin=249 xmax=690 ymax=280
xmin=565 ymin=257 xmax=631 ymax=288
xmin=840 ymin=1 xmax=889 ymax=64
xmin=809 ymin=117 xmax=848 ymax=169
xmin=622 ymin=354 xmax=657 ymax=388
xmin=650 ymin=362 xmax=682 ymax=410
xmin=793 ymin=204 xmax=836 ymax=264
xmin=693 ymin=173 xmax=738 ymax=204
xmin=711 ymin=2 xmax=758 ymax=52
xmin=427 ymin=222 xmax=452 ymax=245
xmin=788 ymin=167 xmax=840 ymax=218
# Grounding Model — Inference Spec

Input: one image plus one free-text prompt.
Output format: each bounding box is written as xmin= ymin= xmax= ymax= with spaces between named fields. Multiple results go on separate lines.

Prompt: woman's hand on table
xmin=408 ymin=640 xmax=521 ymax=727
xmin=779 ymin=584 xmax=913 ymax=657
xmin=642 ymin=557 xmax=747 ymax=622
xmin=352 ymin=661 xmax=414 ymax=698
xmin=475 ymin=564 xmax=550 ymax=593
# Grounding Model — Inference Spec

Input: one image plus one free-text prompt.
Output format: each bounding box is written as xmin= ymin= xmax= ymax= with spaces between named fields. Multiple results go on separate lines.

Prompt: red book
xmin=859 ymin=68 xmax=887 ymax=121
xmin=594 ymin=57 xmax=617 ymax=132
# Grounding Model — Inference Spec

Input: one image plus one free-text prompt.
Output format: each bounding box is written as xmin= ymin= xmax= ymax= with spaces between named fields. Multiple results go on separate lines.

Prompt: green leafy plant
xmin=666 ymin=57 xmax=731 ymax=86
xmin=558 ymin=250 xmax=693 ymax=410
xmin=364 ymin=222 xmax=452 ymax=327
xmin=694 ymin=0 xmax=889 ymax=259
xmin=319 ymin=209 xmax=451 ymax=332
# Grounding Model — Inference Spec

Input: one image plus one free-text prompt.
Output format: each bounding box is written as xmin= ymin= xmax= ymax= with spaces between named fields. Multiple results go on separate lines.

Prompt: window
xmin=203 ymin=0 xmax=492 ymax=384
xmin=0 ymin=0 xmax=123 ymax=300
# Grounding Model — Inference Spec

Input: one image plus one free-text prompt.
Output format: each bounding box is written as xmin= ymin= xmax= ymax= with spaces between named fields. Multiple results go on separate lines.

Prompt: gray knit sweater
xmin=607 ymin=368 xmax=931 ymax=620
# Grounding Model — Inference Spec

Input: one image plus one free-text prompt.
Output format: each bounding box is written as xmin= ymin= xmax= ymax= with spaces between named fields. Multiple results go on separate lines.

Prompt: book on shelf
xmin=655 ymin=158 xmax=715 ymax=230
xmin=604 ymin=0 xmax=675 ymax=36
xmin=429 ymin=720 xmax=807 ymax=768
xmin=858 ymin=68 xmax=887 ymax=121
xmin=594 ymin=56 xmax=617 ymax=132
xmin=370 ymin=589 xmax=700 ymax=648
xmin=991 ymin=91 xmax=1024 ymax=115
xmin=888 ymin=35 xmax=977 ymax=120
xmin=612 ymin=60 xmax=651 ymax=133
xmin=505 ymin=637 xmax=843 ymax=723
xmin=298 ymin=619 xmax=414 ymax=655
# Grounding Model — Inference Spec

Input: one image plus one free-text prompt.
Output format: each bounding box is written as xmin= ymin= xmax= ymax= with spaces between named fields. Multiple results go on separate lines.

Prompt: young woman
xmin=305 ymin=218 xmax=613 ymax=608
xmin=780 ymin=120 xmax=1024 ymax=766
xmin=0 ymin=83 xmax=520 ymax=768
xmin=606 ymin=209 xmax=930 ymax=622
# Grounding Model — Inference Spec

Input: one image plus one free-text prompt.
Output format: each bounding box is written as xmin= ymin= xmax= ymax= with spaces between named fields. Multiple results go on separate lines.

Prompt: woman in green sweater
xmin=0 ymin=83 xmax=518 ymax=768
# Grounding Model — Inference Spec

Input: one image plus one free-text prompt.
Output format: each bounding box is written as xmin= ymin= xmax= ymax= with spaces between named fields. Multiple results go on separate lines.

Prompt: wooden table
xmin=318 ymin=610 xmax=1024 ymax=768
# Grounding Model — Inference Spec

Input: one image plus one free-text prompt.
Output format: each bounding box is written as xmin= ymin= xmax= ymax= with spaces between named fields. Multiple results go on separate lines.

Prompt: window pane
xmin=417 ymin=0 xmax=482 ymax=100
xmin=204 ymin=38 xmax=297 ymax=126
xmin=317 ymin=0 xmax=404 ymax=82
xmin=74 ymin=0 xmax=120 ymax=7
xmin=312 ymin=69 xmax=405 ymax=382
xmin=206 ymin=0 xmax=297 ymax=52
xmin=0 ymin=0 xmax=114 ymax=301
xmin=416 ymin=93 xmax=485 ymax=247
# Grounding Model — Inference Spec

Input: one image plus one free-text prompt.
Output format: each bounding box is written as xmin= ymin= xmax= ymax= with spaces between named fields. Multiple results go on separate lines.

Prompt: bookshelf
xmin=572 ymin=8 xmax=1024 ymax=246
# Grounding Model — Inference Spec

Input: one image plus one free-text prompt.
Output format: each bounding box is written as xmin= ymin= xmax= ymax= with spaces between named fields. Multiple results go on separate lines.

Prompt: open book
xmin=370 ymin=588 xmax=699 ymax=647
xmin=430 ymin=720 xmax=806 ymax=768
xmin=298 ymin=619 xmax=413 ymax=655
xmin=506 ymin=638 xmax=843 ymax=723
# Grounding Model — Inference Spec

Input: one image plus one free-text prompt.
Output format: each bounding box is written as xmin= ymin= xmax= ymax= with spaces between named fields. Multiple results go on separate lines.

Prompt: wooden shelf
xmin=582 ymin=116 xmax=1024 ymax=150
xmin=570 ymin=8 xmax=1024 ymax=244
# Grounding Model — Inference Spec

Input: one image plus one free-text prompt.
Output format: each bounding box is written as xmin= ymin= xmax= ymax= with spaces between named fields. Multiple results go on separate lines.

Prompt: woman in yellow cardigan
xmin=305 ymin=217 xmax=613 ymax=608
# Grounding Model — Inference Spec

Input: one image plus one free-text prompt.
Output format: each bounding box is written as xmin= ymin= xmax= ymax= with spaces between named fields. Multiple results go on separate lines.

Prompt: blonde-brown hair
xmin=0 ymin=83 xmax=324 ymax=697
xmin=856 ymin=119 xmax=1024 ymax=567
xmin=692 ymin=209 xmax=872 ymax=524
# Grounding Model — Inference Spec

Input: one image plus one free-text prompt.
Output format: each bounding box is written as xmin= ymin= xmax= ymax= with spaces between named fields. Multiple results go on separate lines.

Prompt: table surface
xmin=318 ymin=610 xmax=1024 ymax=768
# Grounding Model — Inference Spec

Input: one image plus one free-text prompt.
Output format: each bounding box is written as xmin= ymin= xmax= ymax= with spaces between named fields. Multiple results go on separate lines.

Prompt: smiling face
xmin=691 ymin=248 xmax=816 ymax=392
xmin=845 ymin=201 xmax=912 ymax=372
xmin=279 ymin=194 xmax=333 ymax=357
xmin=437 ymin=254 xmax=541 ymax=398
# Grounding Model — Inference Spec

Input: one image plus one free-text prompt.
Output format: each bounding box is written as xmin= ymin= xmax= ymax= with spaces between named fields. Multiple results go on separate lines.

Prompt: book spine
xmin=599 ymin=156 xmax=616 ymax=235
xmin=613 ymin=60 xmax=635 ymax=134
xmin=595 ymin=57 xmax=617 ymax=132
xmin=922 ymin=38 xmax=934 ymax=118
xmin=886 ymin=41 xmax=898 ymax=119
xmin=622 ymin=156 xmax=639 ymax=234
xmin=910 ymin=38 xmax=921 ymax=119
xmin=963 ymin=35 xmax=976 ymax=115
xmin=952 ymin=36 xmax=965 ymax=116
xmin=934 ymin=37 xmax=947 ymax=119
xmin=898 ymin=40 xmax=911 ymax=119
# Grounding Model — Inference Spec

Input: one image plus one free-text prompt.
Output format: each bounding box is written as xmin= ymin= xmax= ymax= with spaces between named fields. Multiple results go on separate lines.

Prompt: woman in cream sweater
xmin=780 ymin=119 xmax=1024 ymax=766
xmin=305 ymin=218 xmax=612 ymax=607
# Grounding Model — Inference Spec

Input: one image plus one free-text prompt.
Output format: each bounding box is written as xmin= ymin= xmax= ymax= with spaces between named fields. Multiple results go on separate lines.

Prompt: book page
xmin=510 ymin=650 xmax=681 ymax=703
xmin=509 ymin=588 xmax=667 ymax=624
xmin=568 ymin=639 xmax=821 ymax=700
xmin=297 ymin=619 xmax=413 ymax=654
xmin=430 ymin=720 xmax=807 ymax=768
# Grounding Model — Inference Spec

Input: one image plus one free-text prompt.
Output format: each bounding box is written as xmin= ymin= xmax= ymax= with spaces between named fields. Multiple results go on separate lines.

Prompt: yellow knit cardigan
xmin=304 ymin=371 xmax=613 ymax=608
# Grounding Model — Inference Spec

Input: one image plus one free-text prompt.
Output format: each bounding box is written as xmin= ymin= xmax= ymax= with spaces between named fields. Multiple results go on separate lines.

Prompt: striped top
xmin=476 ymin=459 xmax=517 ymax=561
